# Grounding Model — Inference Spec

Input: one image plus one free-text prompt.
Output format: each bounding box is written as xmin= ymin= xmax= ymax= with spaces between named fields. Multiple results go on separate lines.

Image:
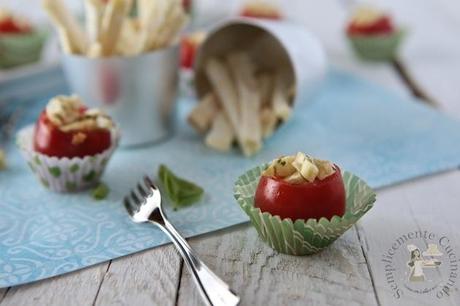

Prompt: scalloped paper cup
xmin=348 ymin=29 xmax=405 ymax=61
xmin=234 ymin=165 xmax=376 ymax=255
xmin=16 ymin=125 xmax=119 ymax=193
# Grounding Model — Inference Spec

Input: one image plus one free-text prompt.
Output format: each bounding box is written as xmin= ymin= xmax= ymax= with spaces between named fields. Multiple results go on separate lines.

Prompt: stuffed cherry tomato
xmin=346 ymin=8 xmax=394 ymax=36
xmin=254 ymin=153 xmax=346 ymax=220
xmin=347 ymin=15 xmax=393 ymax=35
xmin=33 ymin=95 xmax=113 ymax=158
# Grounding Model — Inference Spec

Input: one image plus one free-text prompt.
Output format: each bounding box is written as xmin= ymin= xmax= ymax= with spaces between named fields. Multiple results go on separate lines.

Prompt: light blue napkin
xmin=1 ymin=69 xmax=460 ymax=287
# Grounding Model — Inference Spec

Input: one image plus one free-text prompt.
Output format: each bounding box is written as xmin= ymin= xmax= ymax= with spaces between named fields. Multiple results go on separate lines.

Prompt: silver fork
xmin=124 ymin=176 xmax=240 ymax=306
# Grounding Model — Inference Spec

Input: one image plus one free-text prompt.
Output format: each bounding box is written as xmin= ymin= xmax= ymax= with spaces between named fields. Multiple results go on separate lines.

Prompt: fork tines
xmin=124 ymin=175 xmax=157 ymax=216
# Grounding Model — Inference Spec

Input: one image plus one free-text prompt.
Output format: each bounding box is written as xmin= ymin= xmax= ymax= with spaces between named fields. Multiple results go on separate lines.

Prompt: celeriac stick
xmin=57 ymin=28 xmax=74 ymax=54
xmin=84 ymin=0 xmax=104 ymax=44
xmin=187 ymin=92 xmax=220 ymax=134
xmin=116 ymin=18 xmax=141 ymax=56
xmin=138 ymin=0 xmax=167 ymax=53
xmin=152 ymin=1 xmax=187 ymax=49
xmin=138 ymin=0 xmax=156 ymax=29
xmin=87 ymin=41 xmax=103 ymax=58
xmin=204 ymin=58 xmax=241 ymax=139
xmin=147 ymin=0 xmax=177 ymax=50
xmin=272 ymin=74 xmax=292 ymax=121
xmin=99 ymin=0 xmax=129 ymax=56
xmin=43 ymin=0 xmax=87 ymax=54
xmin=226 ymin=52 xmax=262 ymax=156
xmin=205 ymin=111 xmax=235 ymax=152
xmin=260 ymin=107 xmax=278 ymax=138
xmin=258 ymin=73 xmax=274 ymax=107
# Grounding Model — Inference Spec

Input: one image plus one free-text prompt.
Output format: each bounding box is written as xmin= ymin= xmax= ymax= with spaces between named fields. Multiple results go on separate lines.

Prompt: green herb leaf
xmin=92 ymin=183 xmax=109 ymax=200
xmin=158 ymin=164 xmax=204 ymax=209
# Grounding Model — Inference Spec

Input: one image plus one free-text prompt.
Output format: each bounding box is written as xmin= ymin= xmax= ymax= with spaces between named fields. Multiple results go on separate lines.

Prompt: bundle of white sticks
xmin=43 ymin=0 xmax=188 ymax=57
xmin=188 ymin=52 xmax=294 ymax=156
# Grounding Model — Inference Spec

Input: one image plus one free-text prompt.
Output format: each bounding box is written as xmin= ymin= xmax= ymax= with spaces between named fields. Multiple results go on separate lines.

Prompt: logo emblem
xmin=381 ymin=230 xmax=458 ymax=300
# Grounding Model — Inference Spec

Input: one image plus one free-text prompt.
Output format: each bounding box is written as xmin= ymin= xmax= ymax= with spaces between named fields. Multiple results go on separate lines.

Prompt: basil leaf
xmin=158 ymin=164 xmax=204 ymax=209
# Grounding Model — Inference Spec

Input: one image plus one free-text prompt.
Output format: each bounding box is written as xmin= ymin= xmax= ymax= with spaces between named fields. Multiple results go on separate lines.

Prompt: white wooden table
xmin=2 ymin=0 xmax=460 ymax=305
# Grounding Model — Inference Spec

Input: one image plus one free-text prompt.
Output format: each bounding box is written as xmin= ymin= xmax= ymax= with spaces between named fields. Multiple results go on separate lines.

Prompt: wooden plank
xmin=0 ymin=289 xmax=7 ymax=303
xmin=94 ymin=245 xmax=181 ymax=306
xmin=1 ymin=263 xmax=108 ymax=306
xmin=177 ymin=225 xmax=378 ymax=306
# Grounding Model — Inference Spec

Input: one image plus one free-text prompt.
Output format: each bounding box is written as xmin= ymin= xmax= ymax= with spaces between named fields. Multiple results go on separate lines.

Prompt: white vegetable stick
xmin=87 ymin=41 xmax=103 ymax=58
xmin=138 ymin=0 xmax=167 ymax=52
xmin=116 ymin=18 xmax=141 ymax=56
xmin=153 ymin=2 xmax=188 ymax=49
xmin=57 ymin=28 xmax=73 ymax=54
xmin=187 ymin=92 xmax=220 ymax=133
xmin=84 ymin=0 xmax=104 ymax=44
xmin=158 ymin=12 xmax=188 ymax=48
xmin=43 ymin=0 xmax=87 ymax=54
xmin=272 ymin=74 xmax=292 ymax=121
xmin=258 ymin=73 xmax=274 ymax=107
xmin=204 ymin=58 xmax=241 ymax=140
xmin=123 ymin=0 xmax=134 ymax=15
xmin=205 ymin=111 xmax=235 ymax=152
xmin=138 ymin=0 xmax=155 ymax=28
xmin=99 ymin=0 xmax=129 ymax=56
xmin=226 ymin=52 xmax=262 ymax=156
xmin=147 ymin=0 xmax=177 ymax=50
xmin=260 ymin=107 xmax=278 ymax=138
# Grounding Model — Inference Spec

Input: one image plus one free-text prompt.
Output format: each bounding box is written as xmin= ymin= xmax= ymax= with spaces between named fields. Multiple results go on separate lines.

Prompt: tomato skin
xmin=347 ymin=16 xmax=394 ymax=36
xmin=180 ymin=37 xmax=195 ymax=69
xmin=254 ymin=166 xmax=346 ymax=220
xmin=0 ymin=17 xmax=31 ymax=34
xmin=33 ymin=111 xmax=111 ymax=158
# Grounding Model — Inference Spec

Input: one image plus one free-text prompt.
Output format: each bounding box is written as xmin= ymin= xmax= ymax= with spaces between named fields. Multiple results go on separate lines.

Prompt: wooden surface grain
xmin=2 ymin=0 xmax=460 ymax=305
xmin=176 ymin=226 xmax=377 ymax=306
xmin=94 ymin=245 xmax=181 ymax=306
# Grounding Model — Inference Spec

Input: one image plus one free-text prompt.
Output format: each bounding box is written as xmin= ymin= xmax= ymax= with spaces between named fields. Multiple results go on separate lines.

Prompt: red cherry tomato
xmin=347 ymin=16 xmax=394 ymax=35
xmin=180 ymin=37 xmax=196 ymax=69
xmin=254 ymin=166 xmax=346 ymax=220
xmin=34 ymin=111 xmax=111 ymax=158
xmin=0 ymin=18 xmax=22 ymax=33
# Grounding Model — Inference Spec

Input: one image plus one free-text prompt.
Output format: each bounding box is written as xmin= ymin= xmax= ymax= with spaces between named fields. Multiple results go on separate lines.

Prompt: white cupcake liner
xmin=16 ymin=125 xmax=120 ymax=193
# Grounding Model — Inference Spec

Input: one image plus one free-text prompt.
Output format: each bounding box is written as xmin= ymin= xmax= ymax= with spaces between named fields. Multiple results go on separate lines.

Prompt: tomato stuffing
xmin=33 ymin=111 xmax=111 ymax=158
xmin=254 ymin=166 xmax=346 ymax=220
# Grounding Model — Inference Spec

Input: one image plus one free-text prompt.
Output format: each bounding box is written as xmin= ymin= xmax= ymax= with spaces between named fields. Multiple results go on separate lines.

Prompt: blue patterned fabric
xmin=1 ymin=69 xmax=460 ymax=287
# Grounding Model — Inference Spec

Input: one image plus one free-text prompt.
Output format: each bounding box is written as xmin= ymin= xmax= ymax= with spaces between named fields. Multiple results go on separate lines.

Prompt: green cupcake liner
xmin=348 ymin=29 xmax=405 ymax=61
xmin=234 ymin=165 xmax=376 ymax=255
xmin=0 ymin=30 xmax=47 ymax=68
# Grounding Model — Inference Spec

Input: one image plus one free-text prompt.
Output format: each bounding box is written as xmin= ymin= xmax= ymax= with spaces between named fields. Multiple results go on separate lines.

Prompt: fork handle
xmin=155 ymin=219 xmax=240 ymax=306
